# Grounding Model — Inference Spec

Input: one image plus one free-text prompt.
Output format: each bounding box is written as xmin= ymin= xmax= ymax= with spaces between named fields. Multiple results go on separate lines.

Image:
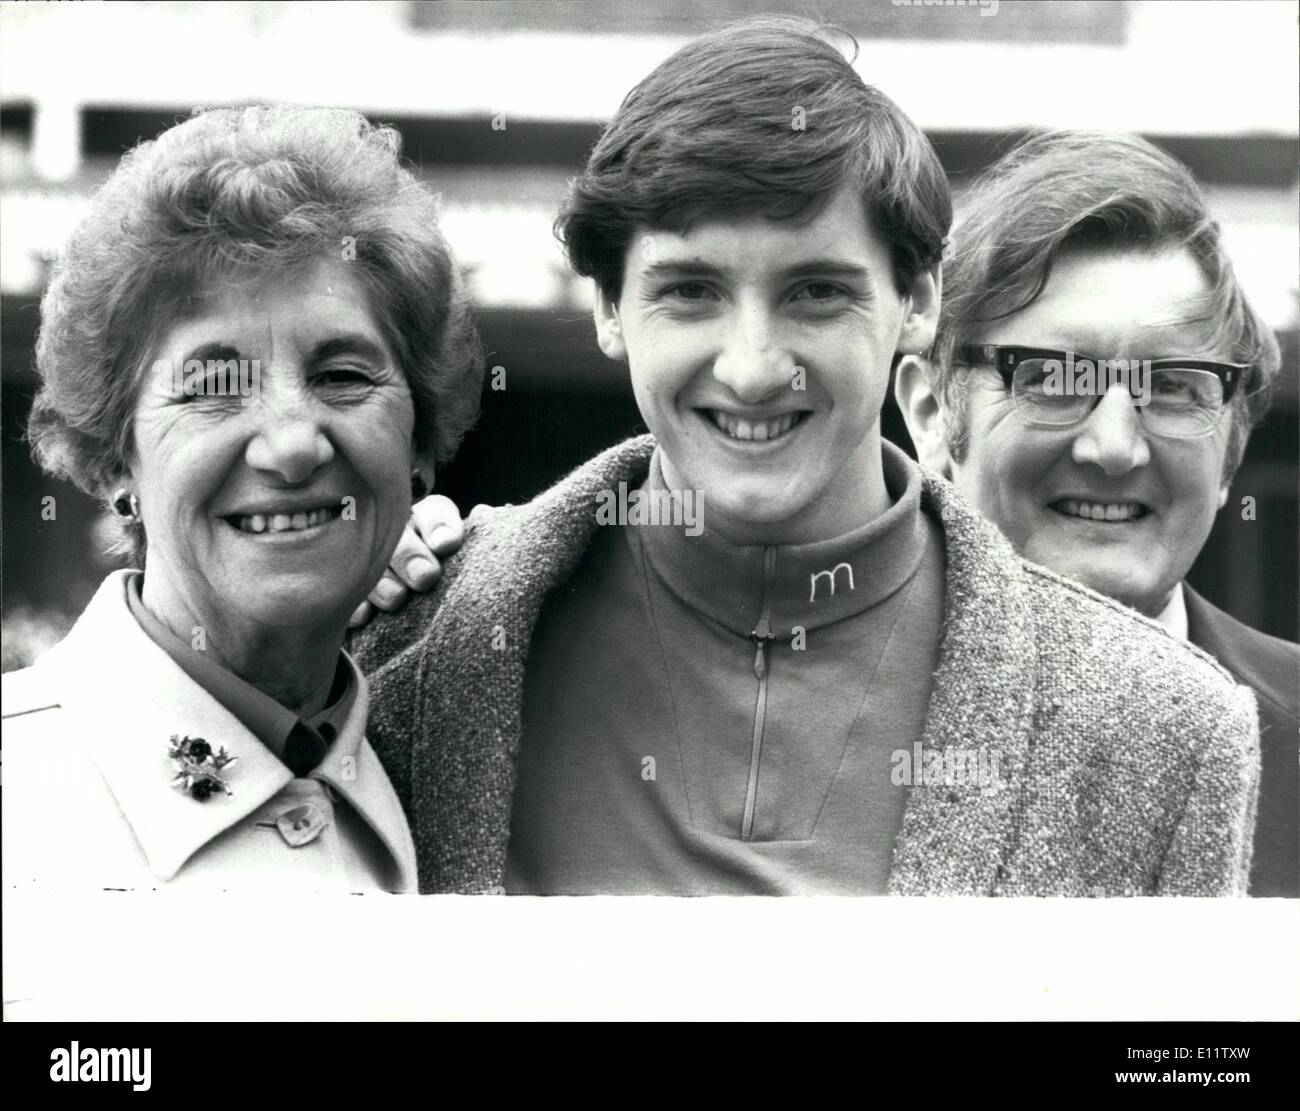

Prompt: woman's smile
xmin=225 ymin=503 xmax=347 ymax=535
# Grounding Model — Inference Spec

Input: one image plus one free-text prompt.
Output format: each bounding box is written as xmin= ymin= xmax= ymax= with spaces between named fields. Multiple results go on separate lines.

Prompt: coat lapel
xmin=887 ymin=474 xmax=1038 ymax=896
xmin=386 ymin=437 xmax=658 ymax=892
xmin=38 ymin=572 xmax=294 ymax=880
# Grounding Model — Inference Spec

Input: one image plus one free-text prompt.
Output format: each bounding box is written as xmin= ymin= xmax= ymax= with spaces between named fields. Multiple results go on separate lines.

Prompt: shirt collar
xmin=43 ymin=571 xmax=415 ymax=887
xmin=632 ymin=440 xmax=930 ymax=637
xmin=1152 ymin=581 xmax=1189 ymax=641
xmin=125 ymin=573 xmax=356 ymax=760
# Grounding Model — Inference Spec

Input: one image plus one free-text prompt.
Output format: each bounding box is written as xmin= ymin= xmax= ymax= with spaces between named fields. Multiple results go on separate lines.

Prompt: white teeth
xmin=1059 ymin=499 xmax=1143 ymax=522
xmin=709 ymin=411 xmax=801 ymax=442
xmin=233 ymin=507 xmax=339 ymax=534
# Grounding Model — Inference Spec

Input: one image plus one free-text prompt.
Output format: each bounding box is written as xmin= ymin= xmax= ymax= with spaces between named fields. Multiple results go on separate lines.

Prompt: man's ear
xmin=894 ymin=354 xmax=953 ymax=476
xmin=593 ymin=286 xmax=627 ymax=361
xmin=895 ymin=261 xmax=941 ymax=356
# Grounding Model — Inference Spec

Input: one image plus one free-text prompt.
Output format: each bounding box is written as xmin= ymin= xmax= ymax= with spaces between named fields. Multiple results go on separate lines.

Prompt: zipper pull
xmin=751 ymin=616 xmax=773 ymax=680
xmin=750 ymin=546 xmax=778 ymax=681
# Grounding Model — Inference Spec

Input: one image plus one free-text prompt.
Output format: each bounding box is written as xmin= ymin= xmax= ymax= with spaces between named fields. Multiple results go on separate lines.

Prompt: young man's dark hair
xmin=558 ymin=16 xmax=951 ymax=302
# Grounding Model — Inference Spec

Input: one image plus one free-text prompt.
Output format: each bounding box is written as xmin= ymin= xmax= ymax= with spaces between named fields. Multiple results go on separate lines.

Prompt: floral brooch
xmin=169 ymin=734 xmax=237 ymax=801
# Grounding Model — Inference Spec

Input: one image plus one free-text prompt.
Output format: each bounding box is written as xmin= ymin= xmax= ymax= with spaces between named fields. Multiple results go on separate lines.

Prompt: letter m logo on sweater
xmin=810 ymin=563 xmax=854 ymax=602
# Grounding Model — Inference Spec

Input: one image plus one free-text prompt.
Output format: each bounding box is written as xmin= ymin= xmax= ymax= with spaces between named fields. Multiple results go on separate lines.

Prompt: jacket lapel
xmin=887 ymin=473 xmax=1038 ymax=896
xmin=39 ymin=572 xmax=294 ymax=880
xmin=393 ymin=437 xmax=658 ymax=892
xmin=1182 ymin=585 xmax=1253 ymax=685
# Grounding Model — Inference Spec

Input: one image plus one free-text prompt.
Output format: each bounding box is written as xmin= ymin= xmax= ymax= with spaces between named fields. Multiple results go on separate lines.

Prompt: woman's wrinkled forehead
xmin=142 ymin=254 xmax=376 ymax=340
xmin=124 ymin=256 xmax=395 ymax=410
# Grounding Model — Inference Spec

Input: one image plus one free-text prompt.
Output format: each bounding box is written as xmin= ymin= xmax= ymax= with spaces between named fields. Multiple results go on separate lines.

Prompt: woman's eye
xmin=668 ymin=282 xmax=712 ymax=301
xmin=793 ymin=282 xmax=845 ymax=302
xmin=174 ymin=374 xmax=242 ymax=402
xmin=315 ymin=367 xmax=371 ymax=386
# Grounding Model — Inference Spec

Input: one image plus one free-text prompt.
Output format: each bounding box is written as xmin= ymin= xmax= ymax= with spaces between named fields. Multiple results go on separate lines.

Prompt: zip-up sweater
xmin=351 ymin=435 xmax=1261 ymax=896
xmin=502 ymin=442 xmax=945 ymax=894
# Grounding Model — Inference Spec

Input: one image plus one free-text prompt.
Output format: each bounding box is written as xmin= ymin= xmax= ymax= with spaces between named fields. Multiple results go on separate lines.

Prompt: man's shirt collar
xmin=1153 ymin=581 xmax=1189 ymax=641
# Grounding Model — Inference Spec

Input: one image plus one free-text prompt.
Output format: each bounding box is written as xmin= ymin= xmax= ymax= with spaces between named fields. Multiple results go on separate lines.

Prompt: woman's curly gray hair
xmin=29 ymin=105 xmax=483 ymax=562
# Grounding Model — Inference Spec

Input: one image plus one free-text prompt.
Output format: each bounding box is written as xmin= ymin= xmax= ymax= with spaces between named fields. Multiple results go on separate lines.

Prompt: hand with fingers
xmin=348 ymin=493 xmax=467 ymax=629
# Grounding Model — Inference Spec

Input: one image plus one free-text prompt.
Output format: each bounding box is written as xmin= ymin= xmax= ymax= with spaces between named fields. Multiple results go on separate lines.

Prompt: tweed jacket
xmin=352 ymin=436 xmax=1261 ymax=896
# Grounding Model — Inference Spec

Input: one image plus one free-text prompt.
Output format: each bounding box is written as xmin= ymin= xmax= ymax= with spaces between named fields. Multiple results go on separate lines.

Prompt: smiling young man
xmin=896 ymin=130 xmax=1297 ymax=896
xmin=602 ymin=182 xmax=907 ymax=548
xmin=354 ymin=19 xmax=1261 ymax=896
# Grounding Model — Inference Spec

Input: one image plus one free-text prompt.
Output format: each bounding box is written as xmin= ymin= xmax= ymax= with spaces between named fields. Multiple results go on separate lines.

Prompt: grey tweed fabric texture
xmin=352 ymin=435 xmax=1259 ymax=896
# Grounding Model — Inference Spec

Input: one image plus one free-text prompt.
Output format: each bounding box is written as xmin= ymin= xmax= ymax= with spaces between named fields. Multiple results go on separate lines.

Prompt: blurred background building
xmin=2 ymin=0 xmax=1297 ymax=667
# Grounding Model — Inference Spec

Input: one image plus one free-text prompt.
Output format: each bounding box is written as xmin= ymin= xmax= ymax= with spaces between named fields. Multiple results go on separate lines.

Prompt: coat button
xmin=273 ymin=804 xmax=327 ymax=847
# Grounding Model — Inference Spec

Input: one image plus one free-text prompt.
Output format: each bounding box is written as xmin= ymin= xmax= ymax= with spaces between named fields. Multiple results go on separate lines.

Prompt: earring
xmin=112 ymin=488 xmax=140 ymax=520
xmin=410 ymin=470 xmax=429 ymax=501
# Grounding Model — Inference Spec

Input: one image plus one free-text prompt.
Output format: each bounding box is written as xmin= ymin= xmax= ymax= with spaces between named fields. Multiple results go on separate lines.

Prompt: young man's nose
xmin=1070 ymin=385 xmax=1152 ymax=475
xmin=711 ymin=308 xmax=796 ymax=404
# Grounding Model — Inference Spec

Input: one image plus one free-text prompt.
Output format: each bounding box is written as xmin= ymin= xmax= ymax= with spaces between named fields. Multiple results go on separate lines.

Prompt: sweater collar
xmin=632 ymin=441 xmax=929 ymax=637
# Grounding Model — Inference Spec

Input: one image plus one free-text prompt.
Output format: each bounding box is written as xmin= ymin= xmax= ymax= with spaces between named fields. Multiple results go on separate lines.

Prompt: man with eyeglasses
xmin=897 ymin=129 xmax=1297 ymax=896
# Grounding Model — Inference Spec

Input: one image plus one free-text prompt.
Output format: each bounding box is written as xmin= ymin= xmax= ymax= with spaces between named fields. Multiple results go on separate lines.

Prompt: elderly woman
xmin=1 ymin=106 xmax=482 ymax=892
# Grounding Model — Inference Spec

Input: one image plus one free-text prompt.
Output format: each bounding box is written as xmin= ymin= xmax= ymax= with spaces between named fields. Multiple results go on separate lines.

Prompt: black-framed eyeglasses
xmin=956 ymin=345 xmax=1248 ymax=439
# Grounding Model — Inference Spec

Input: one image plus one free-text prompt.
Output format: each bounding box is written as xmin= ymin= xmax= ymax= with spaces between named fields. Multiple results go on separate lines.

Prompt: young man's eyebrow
xmin=778 ymin=260 xmax=875 ymax=281
xmin=640 ymin=260 xmax=728 ymax=279
xmin=640 ymin=259 xmax=875 ymax=281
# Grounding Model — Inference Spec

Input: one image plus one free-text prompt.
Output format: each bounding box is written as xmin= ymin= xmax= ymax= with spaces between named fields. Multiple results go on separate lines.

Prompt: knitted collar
xmin=632 ymin=441 xmax=930 ymax=637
